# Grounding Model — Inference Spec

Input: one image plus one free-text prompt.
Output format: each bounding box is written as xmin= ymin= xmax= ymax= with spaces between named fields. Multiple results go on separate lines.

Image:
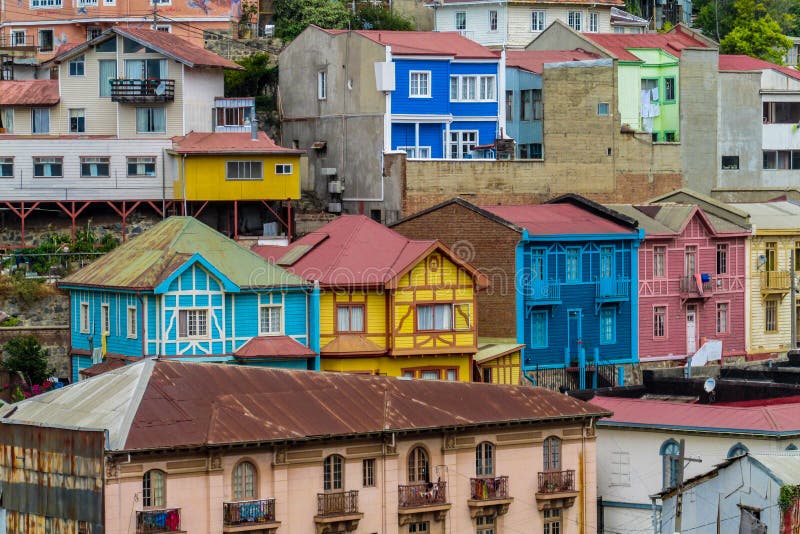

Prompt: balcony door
xmin=684 ymin=246 xmax=697 ymax=276
xmin=125 ymin=58 xmax=167 ymax=80
xmin=686 ymin=305 xmax=697 ymax=355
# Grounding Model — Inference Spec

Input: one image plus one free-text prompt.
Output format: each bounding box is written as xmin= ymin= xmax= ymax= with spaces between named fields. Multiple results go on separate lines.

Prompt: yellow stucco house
xmin=255 ymin=215 xmax=490 ymax=380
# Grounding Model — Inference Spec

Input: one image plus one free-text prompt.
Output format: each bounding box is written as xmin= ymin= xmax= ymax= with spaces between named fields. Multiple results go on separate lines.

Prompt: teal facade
xmin=505 ymin=66 xmax=543 ymax=159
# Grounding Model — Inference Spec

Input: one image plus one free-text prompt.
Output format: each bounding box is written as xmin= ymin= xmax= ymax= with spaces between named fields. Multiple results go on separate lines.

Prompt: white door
xmin=686 ymin=306 xmax=697 ymax=355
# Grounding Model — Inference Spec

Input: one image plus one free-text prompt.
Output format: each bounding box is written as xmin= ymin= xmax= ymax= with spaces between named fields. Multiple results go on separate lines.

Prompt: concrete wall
xmin=717 ymin=71 xmax=763 ymax=189
xmin=679 ymin=48 xmax=719 ymax=194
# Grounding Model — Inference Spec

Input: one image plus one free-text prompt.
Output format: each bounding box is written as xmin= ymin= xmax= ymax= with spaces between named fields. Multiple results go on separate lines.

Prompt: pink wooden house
xmin=610 ymin=203 xmax=750 ymax=362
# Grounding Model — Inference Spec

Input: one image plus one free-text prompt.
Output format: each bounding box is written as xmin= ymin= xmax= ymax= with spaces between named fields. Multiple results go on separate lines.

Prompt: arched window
xmin=233 ymin=461 xmax=257 ymax=500
xmin=476 ymin=442 xmax=494 ymax=477
xmin=660 ymin=439 xmax=680 ymax=490
xmin=408 ymin=447 xmax=429 ymax=483
xmin=543 ymin=436 xmax=561 ymax=471
xmin=323 ymin=455 xmax=344 ymax=491
xmin=787 ymin=444 xmax=798 ymax=451
xmin=143 ymin=469 xmax=166 ymax=508
xmin=728 ymin=442 xmax=749 ymax=459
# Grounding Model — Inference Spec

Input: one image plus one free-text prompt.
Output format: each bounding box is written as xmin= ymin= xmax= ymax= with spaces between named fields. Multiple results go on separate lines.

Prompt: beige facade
xmin=105 ymin=423 xmax=599 ymax=534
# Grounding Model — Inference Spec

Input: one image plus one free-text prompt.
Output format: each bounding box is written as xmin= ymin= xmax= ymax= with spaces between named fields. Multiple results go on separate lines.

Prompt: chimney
xmin=251 ymin=117 xmax=259 ymax=141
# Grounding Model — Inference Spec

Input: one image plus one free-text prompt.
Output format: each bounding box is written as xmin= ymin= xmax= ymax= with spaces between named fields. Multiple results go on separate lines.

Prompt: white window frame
xmin=152 ymin=24 xmax=171 ymax=32
xmin=103 ymin=0 xmax=115 ymax=5
xmin=127 ymin=306 xmax=137 ymax=338
xmin=10 ymin=30 xmax=26 ymax=46
xmin=101 ymin=303 xmax=110 ymax=335
xmin=149 ymin=0 xmax=171 ymax=5
xmin=32 ymin=156 xmax=62 ymax=178
xmin=135 ymin=107 xmax=166 ymax=134
xmin=589 ymin=11 xmax=599 ymax=32
xmin=0 ymin=158 xmax=14 ymax=178
xmin=77 ymin=0 xmax=98 ymax=6
xmin=80 ymin=302 xmax=90 ymax=333
xmin=30 ymin=0 xmax=61 ymax=9
xmin=531 ymin=10 xmax=545 ymax=31
xmin=568 ymin=11 xmax=583 ymax=31
xmin=447 ymin=130 xmax=478 ymax=159
xmin=318 ymin=71 xmax=327 ymax=100
xmin=455 ymin=11 xmax=467 ymax=30
xmin=397 ymin=146 xmax=431 ymax=159
xmin=69 ymin=108 xmax=86 ymax=133
xmin=178 ymin=309 xmax=209 ymax=339
xmin=409 ymin=71 xmax=431 ymax=98
xmin=488 ymin=10 xmax=498 ymax=32
xmin=259 ymin=305 xmax=283 ymax=336
xmin=275 ymin=163 xmax=293 ymax=175
xmin=31 ymin=108 xmax=50 ymax=134
xmin=226 ymin=160 xmax=263 ymax=181
xmin=450 ymin=75 xmax=495 ymax=102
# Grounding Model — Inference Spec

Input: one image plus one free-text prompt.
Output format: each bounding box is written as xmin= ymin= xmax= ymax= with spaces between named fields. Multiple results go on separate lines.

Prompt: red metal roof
xmin=506 ymin=50 xmax=602 ymax=74
xmin=719 ymin=54 xmax=800 ymax=81
xmin=254 ymin=215 xmax=489 ymax=288
xmin=171 ymin=131 xmax=304 ymax=155
xmin=481 ymin=204 xmax=636 ymax=236
xmin=583 ymin=30 xmax=709 ymax=61
xmin=233 ymin=336 xmax=316 ymax=359
xmin=591 ymin=396 xmax=800 ymax=433
xmin=124 ymin=360 xmax=609 ymax=451
xmin=319 ymin=27 xmax=499 ymax=59
xmin=114 ymin=27 xmax=242 ymax=69
xmin=0 ymin=80 xmax=59 ymax=106
xmin=78 ymin=357 xmax=128 ymax=377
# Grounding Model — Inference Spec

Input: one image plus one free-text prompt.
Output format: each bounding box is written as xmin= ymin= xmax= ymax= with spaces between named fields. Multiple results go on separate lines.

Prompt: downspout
xmin=516 ymin=231 xmax=528 ymax=380
xmin=161 ymin=149 xmax=166 ymax=219
xmin=137 ymin=291 xmax=145 ymax=357
xmin=310 ymin=281 xmax=320 ymax=370
xmin=630 ymin=229 xmax=644 ymax=367
xmin=498 ymin=49 xmax=506 ymax=139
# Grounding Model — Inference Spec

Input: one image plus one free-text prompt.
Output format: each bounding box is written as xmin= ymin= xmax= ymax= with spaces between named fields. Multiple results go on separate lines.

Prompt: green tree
xmin=273 ymin=0 xmax=352 ymax=40
xmin=225 ymin=53 xmax=277 ymax=98
xmin=719 ymin=0 xmax=793 ymax=64
xmin=353 ymin=4 xmax=414 ymax=30
xmin=1 ymin=336 xmax=53 ymax=386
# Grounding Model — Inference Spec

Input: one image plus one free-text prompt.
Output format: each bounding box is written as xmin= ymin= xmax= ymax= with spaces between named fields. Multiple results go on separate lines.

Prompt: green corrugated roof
xmin=61 ymin=217 xmax=307 ymax=290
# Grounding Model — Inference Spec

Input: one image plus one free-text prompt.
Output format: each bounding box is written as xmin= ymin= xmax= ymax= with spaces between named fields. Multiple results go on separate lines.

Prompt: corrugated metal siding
xmin=0 ymin=421 xmax=104 ymax=533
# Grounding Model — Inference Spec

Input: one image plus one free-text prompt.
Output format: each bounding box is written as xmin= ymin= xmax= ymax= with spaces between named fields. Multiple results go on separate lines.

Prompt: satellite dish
xmin=704 ymin=377 xmax=717 ymax=393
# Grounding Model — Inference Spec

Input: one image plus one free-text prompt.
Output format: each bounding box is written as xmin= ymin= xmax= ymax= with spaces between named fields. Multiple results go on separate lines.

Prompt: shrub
xmin=1 ymin=336 xmax=54 ymax=386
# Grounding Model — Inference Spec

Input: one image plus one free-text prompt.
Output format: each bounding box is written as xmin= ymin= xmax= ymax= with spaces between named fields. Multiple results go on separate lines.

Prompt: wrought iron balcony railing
xmin=136 ymin=508 xmax=181 ymax=534
xmin=398 ymin=481 xmax=448 ymax=508
xmin=537 ymin=470 xmax=575 ymax=493
xmin=470 ymin=476 xmax=509 ymax=501
xmin=223 ymin=498 xmax=275 ymax=526
xmin=316 ymin=490 xmax=359 ymax=517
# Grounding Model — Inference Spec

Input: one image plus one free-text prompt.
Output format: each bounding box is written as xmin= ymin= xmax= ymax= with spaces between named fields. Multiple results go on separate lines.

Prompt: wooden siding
xmin=479 ymin=351 xmax=522 ymax=384
xmin=57 ymin=46 xmax=118 ymax=136
xmin=0 ymin=138 xmax=171 ymax=200
xmin=319 ymin=289 xmax=389 ymax=351
xmin=177 ymin=154 xmax=302 ymax=201
xmin=183 ymin=67 xmax=224 ymax=134
xmin=637 ymin=215 xmax=748 ymax=360
xmin=748 ymin=235 xmax=795 ymax=354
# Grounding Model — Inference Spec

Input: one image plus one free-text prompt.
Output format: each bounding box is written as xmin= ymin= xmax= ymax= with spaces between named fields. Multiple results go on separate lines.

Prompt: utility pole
xmin=673 ymin=439 xmax=702 ymax=534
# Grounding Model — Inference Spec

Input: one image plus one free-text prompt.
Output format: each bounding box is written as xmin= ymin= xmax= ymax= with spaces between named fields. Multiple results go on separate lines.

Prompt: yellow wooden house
xmin=255 ymin=215 xmax=490 ymax=380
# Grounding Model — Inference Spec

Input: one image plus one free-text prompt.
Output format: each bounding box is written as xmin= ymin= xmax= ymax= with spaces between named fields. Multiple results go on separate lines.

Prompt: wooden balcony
xmin=596 ymin=277 xmax=630 ymax=302
xmin=526 ymin=279 xmax=561 ymax=305
xmin=535 ymin=470 xmax=578 ymax=511
xmin=223 ymin=499 xmax=280 ymax=533
xmin=678 ymin=274 xmax=713 ymax=300
xmin=314 ymin=491 xmax=363 ymax=534
xmin=398 ymin=481 xmax=451 ymax=524
xmin=761 ymin=271 xmax=791 ymax=295
xmin=467 ymin=476 xmax=513 ymax=518
xmin=136 ymin=508 xmax=184 ymax=534
xmin=110 ymin=79 xmax=175 ymax=103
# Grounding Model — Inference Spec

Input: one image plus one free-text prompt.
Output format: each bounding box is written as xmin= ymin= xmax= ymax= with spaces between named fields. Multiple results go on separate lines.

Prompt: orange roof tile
xmin=170 ymin=131 xmax=304 ymax=155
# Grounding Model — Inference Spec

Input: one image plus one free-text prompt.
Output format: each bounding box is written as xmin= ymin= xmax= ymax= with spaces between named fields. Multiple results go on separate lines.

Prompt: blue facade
xmin=390 ymin=57 xmax=500 ymax=159
xmin=64 ymin=257 xmax=319 ymax=382
xmin=515 ymin=231 xmax=643 ymax=371
xmin=505 ymin=67 xmax=543 ymax=159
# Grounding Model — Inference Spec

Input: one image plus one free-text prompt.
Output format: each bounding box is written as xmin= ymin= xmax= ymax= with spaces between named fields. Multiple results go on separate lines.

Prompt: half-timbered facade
xmin=255 ymin=215 xmax=489 ymax=380
xmin=59 ymin=217 xmax=318 ymax=381
xmin=611 ymin=203 xmax=750 ymax=362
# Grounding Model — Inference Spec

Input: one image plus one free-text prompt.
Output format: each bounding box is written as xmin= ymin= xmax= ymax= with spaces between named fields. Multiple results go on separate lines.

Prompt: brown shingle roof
xmin=0 ymin=80 xmax=59 ymax=106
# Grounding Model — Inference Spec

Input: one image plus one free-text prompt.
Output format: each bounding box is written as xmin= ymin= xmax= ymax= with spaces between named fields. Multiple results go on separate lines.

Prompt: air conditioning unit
xmin=320 ymin=167 xmax=338 ymax=176
xmin=327 ymin=202 xmax=342 ymax=213
xmin=328 ymin=180 xmax=344 ymax=194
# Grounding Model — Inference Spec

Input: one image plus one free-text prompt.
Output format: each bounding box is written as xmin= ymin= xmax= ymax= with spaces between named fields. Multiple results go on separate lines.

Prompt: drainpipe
xmin=309 ymin=281 xmax=320 ymax=370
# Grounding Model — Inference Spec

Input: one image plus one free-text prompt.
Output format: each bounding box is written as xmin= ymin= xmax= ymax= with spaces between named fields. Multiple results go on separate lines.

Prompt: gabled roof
xmin=506 ymin=49 xmax=602 ymax=74
xmin=317 ymin=27 xmax=498 ymax=59
xmin=647 ymin=188 xmax=752 ymax=229
xmin=170 ymin=131 xmax=304 ymax=155
xmin=0 ymin=360 xmax=609 ymax=452
xmin=583 ymin=29 xmax=711 ymax=61
xmin=719 ymin=54 xmax=800 ymax=81
xmin=60 ymin=217 xmax=307 ymax=291
xmin=254 ymin=215 xmax=490 ymax=288
xmin=591 ymin=395 xmax=800 ymax=435
xmin=609 ymin=204 xmax=750 ymax=237
xmin=0 ymin=80 xmax=59 ymax=106
xmin=50 ymin=26 xmax=241 ymax=70
xmin=390 ymin=197 xmax=524 ymax=233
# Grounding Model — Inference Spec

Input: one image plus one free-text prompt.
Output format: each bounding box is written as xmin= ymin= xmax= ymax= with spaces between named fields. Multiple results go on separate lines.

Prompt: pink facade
xmin=615 ymin=204 xmax=750 ymax=361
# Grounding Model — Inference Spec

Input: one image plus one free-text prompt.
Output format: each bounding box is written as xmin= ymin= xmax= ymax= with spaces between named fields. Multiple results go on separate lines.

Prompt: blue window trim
xmin=727 ymin=442 xmax=749 ymax=458
xmin=530 ymin=310 xmax=548 ymax=348
xmin=600 ymin=307 xmax=616 ymax=345
xmin=530 ymin=248 xmax=547 ymax=280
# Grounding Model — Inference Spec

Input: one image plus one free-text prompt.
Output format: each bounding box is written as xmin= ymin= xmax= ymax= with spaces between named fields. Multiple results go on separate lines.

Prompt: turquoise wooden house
xmin=59 ymin=217 xmax=320 ymax=382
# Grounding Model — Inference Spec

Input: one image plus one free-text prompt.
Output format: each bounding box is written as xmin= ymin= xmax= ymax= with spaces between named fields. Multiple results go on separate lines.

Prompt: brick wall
xmin=392 ymin=203 xmax=520 ymax=339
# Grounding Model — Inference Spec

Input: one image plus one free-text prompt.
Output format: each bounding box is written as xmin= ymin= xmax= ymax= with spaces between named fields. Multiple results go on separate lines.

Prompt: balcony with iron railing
xmin=223 ymin=499 xmax=280 ymax=533
xmin=136 ymin=508 xmax=183 ymax=534
xmin=595 ymin=277 xmax=630 ymax=303
xmin=525 ymin=279 xmax=561 ymax=305
xmin=110 ymin=78 xmax=175 ymax=103
xmin=761 ymin=270 xmax=791 ymax=294
xmin=679 ymin=274 xmax=713 ymax=297
xmin=314 ymin=491 xmax=363 ymax=532
xmin=398 ymin=481 xmax=451 ymax=521
xmin=468 ymin=476 xmax=513 ymax=516
xmin=535 ymin=470 xmax=578 ymax=511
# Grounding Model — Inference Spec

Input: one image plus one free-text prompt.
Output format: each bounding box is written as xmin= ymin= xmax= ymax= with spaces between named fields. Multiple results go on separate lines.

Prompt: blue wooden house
xmin=59 ymin=217 xmax=319 ymax=382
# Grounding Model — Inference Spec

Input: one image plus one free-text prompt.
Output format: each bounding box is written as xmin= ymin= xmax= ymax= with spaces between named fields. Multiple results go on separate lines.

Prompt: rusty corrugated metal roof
xmin=233 ymin=336 xmax=316 ymax=359
xmin=59 ymin=216 xmax=308 ymax=290
xmin=0 ymin=80 xmax=59 ymax=106
xmin=171 ymin=131 xmax=304 ymax=155
xmin=0 ymin=360 xmax=610 ymax=451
